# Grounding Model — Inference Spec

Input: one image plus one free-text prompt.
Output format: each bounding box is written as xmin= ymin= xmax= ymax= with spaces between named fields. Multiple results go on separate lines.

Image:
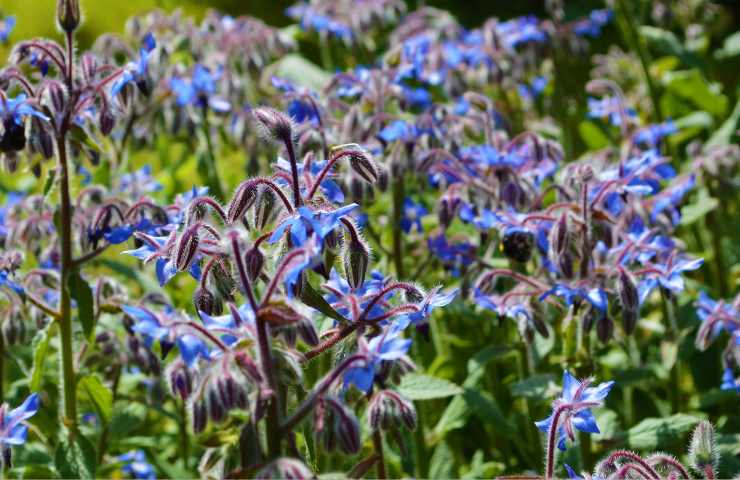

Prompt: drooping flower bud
xmin=254 ymin=187 xmax=277 ymax=230
xmin=258 ymin=302 xmax=305 ymax=328
xmin=596 ymin=315 xmax=613 ymax=343
xmin=618 ymin=269 xmax=639 ymax=334
xmin=368 ymin=390 xmax=417 ymax=432
xmin=191 ymin=400 xmax=207 ymax=434
xmin=342 ymin=146 xmax=378 ymax=184
xmin=244 ymin=246 xmax=264 ymax=282
xmin=549 ymin=213 xmax=569 ymax=256
xmin=175 ymin=226 xmax=200 ymax=272
xmin=193 ymin=287 xmax=217 ymax=316
xmin=210 ymin=260 xmax=235 ymax=302
xmin=166 ymin=359 xmax=193 ymax=401
xmin=342 ymin=236 xmax=370 ymax=289
xmin=227 ymin=181 xmax=258 ymax=224
xmin=57 ymin=0 xmax=81 ymax=33
xmin=99 ymin=107 xmax=115 ymax=136
xmin=689 ymin=421 xmax=718 ymax=476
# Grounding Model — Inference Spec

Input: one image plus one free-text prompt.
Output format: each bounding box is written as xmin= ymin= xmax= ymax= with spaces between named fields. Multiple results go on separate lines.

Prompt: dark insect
xmin=501 ymin=228 xmax=534 ymax=263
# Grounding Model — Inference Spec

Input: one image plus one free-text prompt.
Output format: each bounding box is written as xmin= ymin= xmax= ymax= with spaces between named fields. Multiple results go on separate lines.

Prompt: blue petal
xmin=573 ymin=409 xmax=600 ymax=434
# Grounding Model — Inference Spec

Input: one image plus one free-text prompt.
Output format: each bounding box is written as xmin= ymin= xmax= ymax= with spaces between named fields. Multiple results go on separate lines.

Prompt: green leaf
xmin=77 ymin=375 xmax=113 ymax=424
xmin=579 ymin=121 xmax=611 ymax=150
xmin=461 ymin=388 xmax=516 ymax=435
xmin=54 ymin=434 xmax=97 ymax=479
xmin=510 ymin=374 xmax=557 ymax=399
xmin=43 ymin=168 xmax=57 ymax=198
xmin=299 ymin=278 xmax=347 ymax=324
xmin=431 ymin=395 xmax=469 ymax=442
xmin=68 ymin=125 xmax=101 ymax=154
xmin=663 ymin=70 xmax=728 ymax=117
xmin=681 ymin=188 xmax=719 ymax=226
xmin=267 ymin=54 xmax=331 ymax=91
xmin=640 ymin=26 xmax=686 ymax=58
xmin=428 ymin=441 xmax=455 ymax=479
xmin=626 ymin=414 xmax=703 ymax=450
xmin=397 ymin=373 xmax=462 ymax=400
xmin=714 ymin=30 xmax=740 ymax=60
xmin=706 ymin=100 xmax=740 ymax=147
xmin=29 ymin=323 xmax=55 ymax=391
xmin=67 ymin=271 xmax=95 ymax=339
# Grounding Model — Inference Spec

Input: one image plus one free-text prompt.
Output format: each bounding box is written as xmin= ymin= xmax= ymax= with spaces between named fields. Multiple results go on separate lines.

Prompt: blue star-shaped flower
xmin=535 ymin=371 xmax=614 ymax=451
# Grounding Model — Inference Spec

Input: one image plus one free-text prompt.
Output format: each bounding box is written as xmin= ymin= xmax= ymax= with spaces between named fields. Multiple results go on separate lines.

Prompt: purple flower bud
xmin=207 ymin=386 xmax=225 ymax=423
xmin=349 ymin=177 xmax=364 ymax=202
xmin=404 ymin=286 xmax=425 ymax=304
xmin=166 ymin=359 xmax=193 ymax=401
xmin=193 ymin=287 xmax=218 ymax=316
xmin=32 ymin=118 xmax=53 ymax=159
xmin=2 ymin=315 xmax=24 ymax=346
xmin=343 ymin=236 xmax=369 ymax=289
xmin=596 ymin=315 xmax=613 ymax=343
xmin=368 ymin=390 xmax=417 ymax=432
xmin=244 ymin=246 xmax=264 ymax=282
xmin=175 ymin=225 xmax=200 ymax=272
xmin=618 ymin=269 xmax=639 ymax=334
xmin=48 ymin=82 xmax=66 ymax=114
xmin=377 ymin=167 xmax=389 ymax=192
xmin=252 ymin=107 xmax=293 ymax=144
xmin=80 ymin=54 xmax=97 ymax=84
xmin=191 ymin=400 xmax=207 ymax=433
xmin=342 ymin=147 xmax=378 ymax=184
xmin=99 ymin=107 xmax=115 ymax=136
xmin=296 ymin=318 xmax=319 ymax=346
xmin=227 ymin=181 xmax=258 ymax=224
xmin=57 ymin=0 xmax=81 ymax=33
xmin=550 ymin=213 xmax=569 ymax=256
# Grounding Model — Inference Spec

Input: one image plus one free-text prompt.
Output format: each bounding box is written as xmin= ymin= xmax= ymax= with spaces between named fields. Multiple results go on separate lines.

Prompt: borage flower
xmin=535 ymin=371 xmax=613 ymax=452
xmin=0 ymin=393 xmax=40 ymax=448
xmin=117 ymin=450 xmax=156 ymax=480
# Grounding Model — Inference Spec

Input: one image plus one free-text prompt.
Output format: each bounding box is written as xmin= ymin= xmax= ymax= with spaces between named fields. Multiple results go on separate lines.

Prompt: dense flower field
xmin=0 ymin=0 xmax=738 ymax=478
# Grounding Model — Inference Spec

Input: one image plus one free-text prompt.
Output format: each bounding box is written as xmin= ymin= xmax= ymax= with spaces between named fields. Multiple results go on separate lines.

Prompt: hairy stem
xmin=373 ymin=430 xmax=387 ymax=479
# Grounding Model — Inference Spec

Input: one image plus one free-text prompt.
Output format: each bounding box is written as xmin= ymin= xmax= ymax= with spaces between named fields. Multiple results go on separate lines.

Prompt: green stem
xmin=57 ymin=133 xmax=78 ymax=436
xmin=391 ymin=174 xmax=405 ymax=278
xmin=201 ymin=108 xmax=225 ymax=200
xmin=615 ymin=0 xmax=664 ymax=123
xmin=660 ymin=290 xmax=680 ymax=413
xmin=0 ymin=333 xmax=4 ymax=403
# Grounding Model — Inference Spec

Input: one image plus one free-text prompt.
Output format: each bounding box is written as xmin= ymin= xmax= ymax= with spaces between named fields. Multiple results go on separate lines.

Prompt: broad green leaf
xmin=268 ymin=54 xmax=331 ymax=91
xmin=397 ymin=373 xmax=462 ymax=400
xmin=54 ymin=434 xmax=97 ymax=479
xmin=67 ymin=271 xmax=95 ymax=339
xmin=663 ymin=70 xmax=728 ymax=117
xmin=29 ymin=323 xmax=55 ymax=391
xmin=431 ymin=395 xmax=469 ymax=442
xmin=674 ymin=111 xmax=714 ymax=131
xmin=592 ymin=409 xmax=620 ymax=442
xmin=510 ymin=373 xmax=557 ymax=399
xmin=461 ymin=388 xmax=515 ymax=435
xmin=77 ymin=375 xmax=113 ymax=424
xmin=626 ymin=414 xmax=703 ymax=450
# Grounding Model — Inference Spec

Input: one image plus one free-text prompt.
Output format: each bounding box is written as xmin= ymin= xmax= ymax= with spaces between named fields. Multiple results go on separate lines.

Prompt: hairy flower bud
xmin=175 ymin=226 xmax=200 ymax=272
xmin=596 ymin=315 xmax=613 ymax=343
xmin=166 ymin=359 xmax=193 ymax=401
xmin=227 ymin=181 xmax=258 ymax=224
xmin=618 ymin=269 xmax=639 ymax=334
xmin=99 ymin=107 xmax=115 ymax=136
xmin=368 ymin=390 xmax=417 ymax=432
xmin=253 ymin=107 xmax=293 ymax=144
xmin=2 ymin=315 xmax=25 ymax=346
xmin=254 ymin=187 xmax=277 ymax=230
xmin=207 ymin=386 xmax=225 ymax=423
xmin=258 ymin=302 xmax=305 ymax=328
xmin=343 ymin=236 xmax=369 ymax=289
xmin=193 ymin=287 xmax=217 ymax=316
xmin=210 ymin=260 xmax=235 ymax=302
xmin=341 ymin=146 xmax=378 ymax=184
xmin=57 ymin=0 xmax=81 ymax=33
xmin=689 ymin=421 xmax=718 ymax=475
xmin=244 ymin=246 xmax=264 ymax=282
xmin=550 ymin=213 xmax=569 ymax=256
